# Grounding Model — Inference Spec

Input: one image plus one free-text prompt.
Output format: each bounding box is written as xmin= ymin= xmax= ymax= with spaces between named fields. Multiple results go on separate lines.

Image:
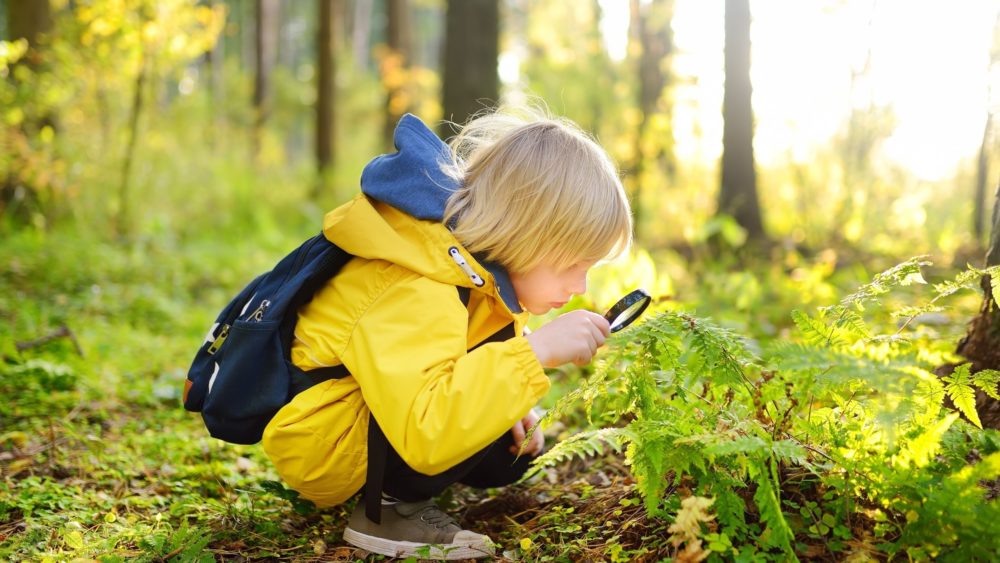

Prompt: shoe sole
xmin=343 ymin=526 xmax=495 ymax=560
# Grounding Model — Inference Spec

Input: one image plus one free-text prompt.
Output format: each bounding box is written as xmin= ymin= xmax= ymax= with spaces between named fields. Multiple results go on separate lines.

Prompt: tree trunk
xmin=382 ymin=0 xmax=411 ymax=150
xmin=441 ymin=0 xmax=499 ymax=133
xmin=316 ymin=0 xmax=335 ymax=181
xmin=953 ymin=183 xmax=1000 ymax=428
xmin=974 ymin=113 xmax=992 ymax=243
xmin=719 ymin=0 xmax=764 ymax=241
xmin=205 ymin=0 xmax=226 ymax=150
xmin=973 ymin=12 xmax=1000 ymax=245
xmin=116 ymin=57 xmax=147 ymax=238
xmin=253 ymin=0 xmax=279 ymax=160
xmin=629 ymin=0 xmax=673 ymax=243
xmin=2 ymin=0 xmax=54 ymax=219
xmin=352 ymin=0 xmax=374 ymax=70
xmin=7 ymin=1 xmax=53 ymax=51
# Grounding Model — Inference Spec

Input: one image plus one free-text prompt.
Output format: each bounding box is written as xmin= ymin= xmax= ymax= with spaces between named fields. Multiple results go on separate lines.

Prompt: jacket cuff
xmin=510 ymin=336 xmax=550 ymax=398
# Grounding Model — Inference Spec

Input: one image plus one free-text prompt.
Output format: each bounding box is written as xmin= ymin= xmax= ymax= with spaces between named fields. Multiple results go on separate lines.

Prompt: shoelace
xmin=415 ymin=505 xmax=458 ymax=529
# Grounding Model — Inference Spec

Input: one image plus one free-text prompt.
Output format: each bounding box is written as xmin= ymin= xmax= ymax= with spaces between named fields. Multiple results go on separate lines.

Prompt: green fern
xmin=522 ymin=427 xmax=631 ymax=480
xmin=750 ymin=459 xmax=795 ymax=555
xmin=943 ymin=363 xmax=981 ymax=429
xmin=891 ymin=304 xmax=945 ymax=320
xmin=972 ymin=368 xmax=1000 ymax=401
xmin=834 ymin=308 xmax=873 ymax=339
xmin=834 ymin=256 xmax=931 ymax=312
xmin=532 ymin=257 xmax=1000 ymax=558
xmin=792 ymin=309 xmax=842 ymax=347
xmin=932 ymin=264 xmax=1000 ymax=299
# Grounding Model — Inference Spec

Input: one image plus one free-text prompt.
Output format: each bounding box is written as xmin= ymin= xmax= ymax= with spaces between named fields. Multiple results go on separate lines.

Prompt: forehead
xmin=528 ymin=258 xmax=598 ymax=276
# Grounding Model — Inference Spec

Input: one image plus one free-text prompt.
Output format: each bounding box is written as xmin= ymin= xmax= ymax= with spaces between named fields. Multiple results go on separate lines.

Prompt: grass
xmin=1 ymin=215 xmax=991 ymax=561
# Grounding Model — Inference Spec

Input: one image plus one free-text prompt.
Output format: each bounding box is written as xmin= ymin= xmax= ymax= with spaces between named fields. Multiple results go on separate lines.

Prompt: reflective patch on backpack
xmin=208 ymin=361 xmax=220 ymax=394
xmin=204 ymin=323 xmax=220 ymax=345
xmin=239 ymin=294 xmax=257 ymax=317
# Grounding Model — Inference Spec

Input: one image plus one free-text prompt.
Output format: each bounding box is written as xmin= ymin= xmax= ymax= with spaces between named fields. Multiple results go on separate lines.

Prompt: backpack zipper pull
xmin=247 ymin=299 xmax=271 ymax=322
xmin=207 ymin=324 xmax=230 ymax=355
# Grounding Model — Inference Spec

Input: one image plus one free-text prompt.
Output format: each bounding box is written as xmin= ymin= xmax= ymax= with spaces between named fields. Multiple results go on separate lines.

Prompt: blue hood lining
xmin=360 ymin=114 xmax=522 ymax=314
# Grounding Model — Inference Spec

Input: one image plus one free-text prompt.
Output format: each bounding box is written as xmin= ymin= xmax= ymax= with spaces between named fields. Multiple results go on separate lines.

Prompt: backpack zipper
xmin=247 ymin=299 xmax=271 ymax=322
xmin=207 ymin=324 xmax=230 ymax=355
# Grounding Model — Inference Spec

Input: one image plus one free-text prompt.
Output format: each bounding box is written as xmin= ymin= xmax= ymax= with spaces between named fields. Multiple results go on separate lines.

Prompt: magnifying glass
xmin=603 ymin=289 xmax=652 ymax=333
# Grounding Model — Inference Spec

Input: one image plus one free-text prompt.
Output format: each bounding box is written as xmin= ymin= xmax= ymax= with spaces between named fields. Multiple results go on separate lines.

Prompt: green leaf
xmin=944 ymin=364 xmax=981 ymax=429
xmin=973 ymin=369 xmax=1000 ymax=401
xmin=704 ymin=435 xmax=769 ymax=458
xmin=64 ymin=530 xmax=85 ymax=550
xmin=751 ymin=465 xmax=794 ymax=553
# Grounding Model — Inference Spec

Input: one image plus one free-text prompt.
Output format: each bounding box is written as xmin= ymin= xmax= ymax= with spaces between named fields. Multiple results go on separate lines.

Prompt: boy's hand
xmin=510 ymin=409 xmax=544 ymax=456
xmin=525 ymin=310 xmax=610 ymax=368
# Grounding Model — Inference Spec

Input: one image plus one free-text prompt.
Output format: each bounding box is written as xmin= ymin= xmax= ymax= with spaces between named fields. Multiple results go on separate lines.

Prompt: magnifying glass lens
xmin=604 ymin=289 xmax=652 ymax=333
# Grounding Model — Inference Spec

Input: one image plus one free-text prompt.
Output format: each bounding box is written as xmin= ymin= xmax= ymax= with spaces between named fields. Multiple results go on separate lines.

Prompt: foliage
xmin=533 ymin=257 xmax=1000 ymax=560
xmin=1 ymin=0 xmax=225 ymax=231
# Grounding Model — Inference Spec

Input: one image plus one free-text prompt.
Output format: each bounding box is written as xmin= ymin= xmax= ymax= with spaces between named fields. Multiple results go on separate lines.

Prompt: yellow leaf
xmin=64 ymin=530 xmax=85 ymax=550
xmin=905 ymin=510 xmax=919 ymax=523
xmin=520 ymin=537 xmax=533 ymax=551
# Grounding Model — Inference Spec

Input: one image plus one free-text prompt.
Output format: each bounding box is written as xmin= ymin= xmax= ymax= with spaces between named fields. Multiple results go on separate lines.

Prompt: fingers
xmin=511 ymin=419 xmax=525 ymax=446
xmin=524 ymin=415 xmax=544 ymax=455
xmin=527 ymin=310 xmax=612 ymax=368
xmin=511 ymin=413 xmax=544 ymax=456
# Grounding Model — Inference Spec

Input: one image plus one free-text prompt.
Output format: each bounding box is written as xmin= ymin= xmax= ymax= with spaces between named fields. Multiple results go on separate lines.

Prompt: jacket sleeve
xmin=339 ymin=270 xmax=550 ymax=475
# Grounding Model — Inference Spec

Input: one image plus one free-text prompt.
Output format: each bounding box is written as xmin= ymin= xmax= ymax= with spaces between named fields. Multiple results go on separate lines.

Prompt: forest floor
xmin=0 ymin=383 xmax=673 ymax=561
xmin=3 ymin=229 xmax=997 ymax=561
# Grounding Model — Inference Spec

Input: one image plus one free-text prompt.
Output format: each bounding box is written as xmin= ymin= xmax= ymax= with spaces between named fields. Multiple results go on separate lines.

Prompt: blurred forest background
xmin=5 ymin=0 xmax=1000 ymax=561
xmin=3 ymin=0 xmax=999 ymax=257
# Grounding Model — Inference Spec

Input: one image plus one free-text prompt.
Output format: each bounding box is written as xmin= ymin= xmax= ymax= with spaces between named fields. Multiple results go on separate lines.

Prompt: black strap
xmin=457 ymin=286 xmax=471 ymax=307
xmin=362 ymin=284 xmax=500 ymax=523
xmin=365 ymin=412 xmax=389 ymax=523
xmin=289 ymin=363 xmax=350 ymax=396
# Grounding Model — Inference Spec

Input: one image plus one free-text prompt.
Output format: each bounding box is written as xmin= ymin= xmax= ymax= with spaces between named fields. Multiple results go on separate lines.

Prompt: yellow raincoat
xmin=262 ymin=127 xmax=550 ymax=507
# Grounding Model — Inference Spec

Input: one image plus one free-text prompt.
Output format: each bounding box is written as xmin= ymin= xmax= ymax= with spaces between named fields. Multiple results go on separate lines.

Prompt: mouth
xmin=549 ymin=302 xmax=568 ymax=309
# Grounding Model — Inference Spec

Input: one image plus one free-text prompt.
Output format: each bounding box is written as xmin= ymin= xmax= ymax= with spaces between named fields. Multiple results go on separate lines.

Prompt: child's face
xmin=510 ymin=260 xmax=595 ymax=315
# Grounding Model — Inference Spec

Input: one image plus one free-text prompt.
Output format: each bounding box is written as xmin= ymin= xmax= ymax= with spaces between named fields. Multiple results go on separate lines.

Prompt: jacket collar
xmin=357 ymin=114 xmax=522 ymax=314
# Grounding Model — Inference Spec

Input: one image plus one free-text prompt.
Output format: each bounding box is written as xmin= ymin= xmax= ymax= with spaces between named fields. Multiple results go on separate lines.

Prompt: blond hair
xmin=442 ymin=107 xmax=632 ymax=274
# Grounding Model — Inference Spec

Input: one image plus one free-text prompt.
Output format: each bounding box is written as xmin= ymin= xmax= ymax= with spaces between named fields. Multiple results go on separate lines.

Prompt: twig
xmin=15 ymin=324 xmax=83 ymax=356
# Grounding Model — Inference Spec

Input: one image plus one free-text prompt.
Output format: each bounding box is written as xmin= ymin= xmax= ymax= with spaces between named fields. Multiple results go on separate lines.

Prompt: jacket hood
xmin=325 ymin=114 xmax=522 ymax=313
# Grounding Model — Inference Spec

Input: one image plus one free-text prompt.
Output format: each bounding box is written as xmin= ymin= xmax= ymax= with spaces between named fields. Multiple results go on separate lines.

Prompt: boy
xmin=262 ymin=107 xmax=632 ymax=559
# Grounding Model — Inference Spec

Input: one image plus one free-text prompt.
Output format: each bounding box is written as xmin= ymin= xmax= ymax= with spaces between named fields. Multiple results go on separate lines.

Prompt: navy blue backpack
xmin=183 ymin=233 xmax=353 ymax=445
xmin=183 ymin=231 xmax=491 ymax=523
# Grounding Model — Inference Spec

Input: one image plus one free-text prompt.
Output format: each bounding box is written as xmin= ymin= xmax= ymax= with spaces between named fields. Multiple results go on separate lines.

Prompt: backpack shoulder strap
xmin=457 ymin=286 xmax=472 ymax=308
xmin=364 ymin=283 xmax=476 ymax=524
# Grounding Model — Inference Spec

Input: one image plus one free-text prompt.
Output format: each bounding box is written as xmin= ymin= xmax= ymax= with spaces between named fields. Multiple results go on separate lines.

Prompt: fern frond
xmin=933 ymin=265 xmax=998 ymax=299
xmin=943 ymin=363 xmax=982 ymax=429
xmin=522 ymin=427 xmax=631 ymax=480
xmin=991 ymin=267 xmax=1000 ymax=304
xmin=837 ymin=256 xmax=930 ymax=310
xmin=893 ymin=412 xmax=959 ymax=469
xmin=792 ymin=309 xmax=839 ymax=347
xmin=972 ymin=368 xmax=1000 ymax=401
xmin=769 ymin=439 xmax=809 ymax=465
xmin=704 ymin=435 xmax=770 ymax=458
xmin=751 ymin=460 xmax=794 ymax=553
xmin=834 ymin=308 xmax=872 ymax=339
xmin=863 ymin=333 xmax=912 ymax=348
xmin=891 ymin=304 xmax=945 ymax=320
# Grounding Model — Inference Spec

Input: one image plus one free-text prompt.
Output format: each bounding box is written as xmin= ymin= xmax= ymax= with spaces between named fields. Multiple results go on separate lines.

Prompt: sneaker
xmin=343 ymin=499 xmax=495 ymax=560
